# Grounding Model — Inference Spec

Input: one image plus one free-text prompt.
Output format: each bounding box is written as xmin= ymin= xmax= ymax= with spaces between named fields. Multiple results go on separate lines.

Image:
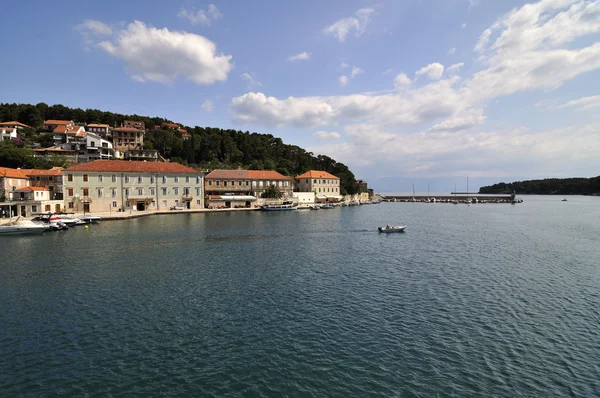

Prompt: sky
xmin=1 ymin=0 xmax=600 ymax=192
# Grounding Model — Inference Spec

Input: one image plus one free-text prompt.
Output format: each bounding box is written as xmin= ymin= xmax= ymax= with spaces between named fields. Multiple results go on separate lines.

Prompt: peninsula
xmin=479 ymin=176 xmax=600 ymax=196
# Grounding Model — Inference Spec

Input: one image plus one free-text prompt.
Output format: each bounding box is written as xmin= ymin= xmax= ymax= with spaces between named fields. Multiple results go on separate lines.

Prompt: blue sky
xmin=2 ymin=0 xmax=600 ymax=192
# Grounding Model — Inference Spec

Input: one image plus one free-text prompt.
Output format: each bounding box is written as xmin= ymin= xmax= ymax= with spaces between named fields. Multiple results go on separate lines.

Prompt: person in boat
xmin=386 ymin=225 xmax=391 ymax=229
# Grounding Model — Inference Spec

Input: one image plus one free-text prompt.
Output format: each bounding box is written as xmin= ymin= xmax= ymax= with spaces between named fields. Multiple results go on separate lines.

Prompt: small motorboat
xmin=0 ymin=217 xmax=49 ymax=235
xmin=562 ymin=198 xmax=568 ymax=202
xmin=310 ymin=205 xmax=321 ymax=210
xmin=378 ymin=225 xmax=407 ymax=233
xmin=320 ymin=204 xmax=335 ymax=209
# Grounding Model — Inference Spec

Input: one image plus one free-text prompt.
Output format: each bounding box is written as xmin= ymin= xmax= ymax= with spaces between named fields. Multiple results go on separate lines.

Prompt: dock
xmin=382 ymin=194 xmax=516 ymax=203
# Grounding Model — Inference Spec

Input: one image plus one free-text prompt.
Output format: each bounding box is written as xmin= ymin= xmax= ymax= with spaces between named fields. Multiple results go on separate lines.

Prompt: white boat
xmin=0 ymin=217 xmax=49 ymax=235
xmin=261 ymin=201 xmax=298 ymax=211
xmin=81 ymin=215 xmax=102 ymax=223
xmin=310 ymin=205 xmax=321 ymax=210
xmin=31 ymin=214 xmax=69 ymax=230
xmin=321 ymin=204 xmax=335 ymax=209
xmin=378 ymin=225 xmax=407 ymax=233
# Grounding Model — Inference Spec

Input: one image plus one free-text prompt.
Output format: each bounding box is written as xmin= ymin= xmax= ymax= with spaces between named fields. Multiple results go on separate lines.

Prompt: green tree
xmin=261 ymin=184 xmax=282 ymax=199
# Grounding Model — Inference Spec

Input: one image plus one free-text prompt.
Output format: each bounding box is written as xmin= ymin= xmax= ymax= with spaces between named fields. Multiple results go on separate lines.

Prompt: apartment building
xmin=28 ymin=168 xmax=64 ymax=200
xmin=86 ymin=123 xmax=111 ymax=137
xmin=123 ymin=120 xmax=145 ymax=130
xmin=112 ymin=127 xmax=144 ymax=152
xmin=63 ymin=160 xmax=203 ymax=213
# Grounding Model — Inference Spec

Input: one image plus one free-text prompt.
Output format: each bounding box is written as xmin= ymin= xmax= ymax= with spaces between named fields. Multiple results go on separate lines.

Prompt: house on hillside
xmin=0 ymin=121 xmax=31 ymax=130
xmin=123 ymin=120 xmax=145 ymax=130
xmin=62 ymin=160 xmax=203 ymax=213
xmin=112 ymin=127 xmax=144 ymax=152
xmin=86 ymin=123 xmax=111 ymax=137
xmin=0 ymin=126 xmax=18 ymax=142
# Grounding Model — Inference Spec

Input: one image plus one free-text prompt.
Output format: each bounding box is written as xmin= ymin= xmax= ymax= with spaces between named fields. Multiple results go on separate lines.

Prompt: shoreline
xmin=69 ymin=207 xmax=259 ymax=221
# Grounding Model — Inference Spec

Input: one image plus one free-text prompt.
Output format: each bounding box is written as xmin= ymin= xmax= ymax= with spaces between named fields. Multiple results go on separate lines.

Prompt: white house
xmin=0 ymin=126 xmax=17 ymax=142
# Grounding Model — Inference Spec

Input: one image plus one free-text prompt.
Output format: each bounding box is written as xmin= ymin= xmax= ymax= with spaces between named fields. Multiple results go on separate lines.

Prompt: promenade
xmin=71 ymin=207 xmax=258 ymax=221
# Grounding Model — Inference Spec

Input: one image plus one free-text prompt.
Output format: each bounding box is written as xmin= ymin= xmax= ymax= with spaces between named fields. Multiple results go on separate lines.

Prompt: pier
xmin=382 ymin=194 xmax=516 ymax=203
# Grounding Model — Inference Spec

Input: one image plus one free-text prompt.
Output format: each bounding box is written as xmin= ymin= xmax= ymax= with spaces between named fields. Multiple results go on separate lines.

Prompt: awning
xmin=326 ymin=195 xmax=343 ymax=199
xmin=316 ymin=195 xmax=327 ymax=199
xmin=127 ymin=195 xmax=155 ymax=200
xmin=210 ymin=195 xmax=257 ymax=201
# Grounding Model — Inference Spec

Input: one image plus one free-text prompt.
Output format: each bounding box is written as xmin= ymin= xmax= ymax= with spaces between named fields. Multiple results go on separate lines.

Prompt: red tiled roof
xmin=87 ymin=123 xmax=110 ymax=128
xmin=14 ymin=186 xmax=49 ymax=192
xmin=204 ymin=169 xmax=291 ymax=180
xmin=44 ymin=120 xmax=72 ymax=125
xmin=64 ymin=160 xmax=200 ymax=174
xmin=113 ymin=127 xmax=144 ymax=133
xmin=296 ymin=170 xmax=340 ymax=179
xmin=28 ymin=167 xmax=63 ymax=177
xmin=0 ymin=121 xmax=30 ymax=128
xmin=34 ymin=147 xmax=75 ymax=153
xmin=179 ymin=129 xmax=188 ymax=133
xmin=162 ymin=122 xmax=179 ymax=128
xmin=0 ymin=167 xmax=32 ymax=179
xmin=54 ymin=125 xmax=68 ymax=133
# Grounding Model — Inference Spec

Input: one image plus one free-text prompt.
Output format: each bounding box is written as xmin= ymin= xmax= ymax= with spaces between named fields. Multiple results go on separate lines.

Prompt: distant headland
xmin=479 ymin=177 xmax=600 ymax=195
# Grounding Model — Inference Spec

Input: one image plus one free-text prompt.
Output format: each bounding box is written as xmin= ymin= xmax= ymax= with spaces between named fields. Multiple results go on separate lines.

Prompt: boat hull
xmin=378 ymin=226 xmax=407 ymax=233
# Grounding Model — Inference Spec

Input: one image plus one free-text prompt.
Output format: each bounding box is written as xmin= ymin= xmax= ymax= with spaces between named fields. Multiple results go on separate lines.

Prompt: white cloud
xmin=323 ymin=8 xmax=374 ymax=42
xmin=339 ymin=75 xmax=349 ymax=86
xmin=382 ymin=68 xmax=393 ymax=75
xmin=341 ymin=62 xmax=349 ymax=68
xmin=446 ymin=62 xmax=464 ymax=74
xmin=202 ymin=100 xmax=214 ymax=112
xmin=314 ymin=130 xmax=342 ymax=140
xmin=552 ymin=95 xmax=600 ymax=111
xmin=92 ymin=21 xmax=232 ymax=85
xmin=415 ymin=62 xmax=445 ymax=80
xmin=288 ymin=52 xmax=310 ymax=61
xmin=393 ymin=73 xmax=411 ymax=88
xmin=428 ymin=110 xmax=486 ymax=132
xmin=351 ymin=66 xmax=364 ymax=77
xmin=461 ymin=23 xmax=467 ymax=29
xmin=241 ymin=72 xmax=262 ymax=88
xmin=131 ymin=74 xmax=145 ymax=83
xmin=448 ymin=47 xmax=456 ymax=55
xmin=178 ymin=4 xmax=222 ymax=25
xmin=75 ymin=19 xmax=112 ymax=36
xmin=309 ymin=123 xmax=600 ymax=177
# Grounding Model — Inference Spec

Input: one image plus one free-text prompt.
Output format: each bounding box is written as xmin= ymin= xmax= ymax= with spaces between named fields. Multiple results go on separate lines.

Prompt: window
xmin=150 ymin=176 xmax=155 ymax=184
xmin=239 ymin=180 xmax=243 ymax=187
xmin=125 ymin=200 xmax=130 ymax=207
xmin=313 ymin=179 xmax=316 ymax=184
xmin=125 ymin=188 xmax=129 ymax=196
xmin=150 ymin=187 xmax=155 ymax=195
xmin=125 ymin=175 xmax=130 ymax=183
xmin=83 ymin=188 xmax=89 ymax=196
xmin=186 ymin=176 xmax=190 ymax=183
xmin=259 ymin=181 xmax=263 ymax=187
xmin=97 ymin=188 xmax=103 ymax=198
xmin=319 ymin=188 xmax=321 ymax=193
xmin=174 ymin=176 xmax=179 ymax=183
xmin=83 ymin=174 xmax=88 ymax=182
xmin=112 ymin=174 xmax=116 ymax=182
xmin=32 ymin=205 xmax=37 ymax=212
xmin=306 ymin=179 xmax=308 ymax=183
xmin=162 ymin=176 xmax=167 ymax=184
xmin=68 ymin=202 xmax=74 ymax=209
xmin=36 ymin=192 xmax=39 ymax=197
xmin=174 ymin=187 xmax=179 ymax=195
xmin=112 ymin=201 xmax=117 ymax=208
xmin=161 ymin=187 xmax=167 ymax=195
xmin=224 ymin=181 xmax=228 ymax=187
xmin=196 ymin=176 xmax=201 ymax=184
xmin=196 ymin=187 xmax=201 ymax=196
xmin=138 ymin=176 xmax=143 ymax=183
xmin=208 ymin=180 xmax=213 ymax=186
xmin=49 ymin=176 xmax=53 ymax=181
xmin=138 ymin=188 xmax=143 ymax=195
xmin=98 ymin=175 xmax=103 ymax=182
xmin=36 ymin=176 xmax=40 ymax=181
xmin=184 ymin=188 xmax=190 ymax=196
xmin=111 ymin=188 xmax=116 ymax=198
xmin=216 ymin=180 xmax=220 ymax=186
xmin=68 ymin=174 xmax=73 ymax=182
xmin=245 ymin=180 xmax=249 ymax=186
xmin=68 ymin=188 xmax=73 ymax=196
xmin=197 ymin=200 xmax=201 ymax=205
xmin=162 ymin=200 xmax=167 ymax=207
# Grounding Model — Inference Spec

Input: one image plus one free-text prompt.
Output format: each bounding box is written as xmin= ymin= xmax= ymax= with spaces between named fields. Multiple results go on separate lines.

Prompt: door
xmin=20 ymin=205 xmax=27 ymax=217
xmin=186 ymin=201 xmax=191 ymax=209
xmin=55 ymin=204 xmax=61 ymax=212
xmin=83 ymin=203 xmax=90 ymax=213
xmin=136 ymin=202 xmax=145 ymax=211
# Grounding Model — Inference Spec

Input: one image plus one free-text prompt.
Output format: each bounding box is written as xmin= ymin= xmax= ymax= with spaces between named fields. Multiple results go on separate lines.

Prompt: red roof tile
xmin=295 ymin=170 xmax=339 ymax=179
xmin=27 ymin=168 xmax=63 ymax=177
xmin=54 ymin=125 xmax=68 ymax=133
xmin=0 ymin=167 xmax=32 ymax=179
xmin=204 ymin=169 xmax=291 ymax=180
xmin=14 ymin=186 xmax=49 ymax=192
xmin=44 ymin=120 xmax=72 ymax=125
xmin=87 ymin=123 xmax=110 ymax=128
xmin=64 ymin=160 xmax=199 ymax=174
xmin=0 ymin=121 xmax=30 ymax=128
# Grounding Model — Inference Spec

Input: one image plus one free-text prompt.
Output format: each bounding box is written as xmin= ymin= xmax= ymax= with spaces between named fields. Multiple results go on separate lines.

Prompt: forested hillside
xmin=479 ymin=177 xmax=600 ymax=195
xmin=0 ymin=102 xmax=360 ymax=194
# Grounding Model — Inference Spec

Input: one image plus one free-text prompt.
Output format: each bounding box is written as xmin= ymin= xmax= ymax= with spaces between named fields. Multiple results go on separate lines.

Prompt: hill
xmin=0 ymin=102 xmax=360 ymax=194
xmin=479 ymin=177 xmax=600 ymax=195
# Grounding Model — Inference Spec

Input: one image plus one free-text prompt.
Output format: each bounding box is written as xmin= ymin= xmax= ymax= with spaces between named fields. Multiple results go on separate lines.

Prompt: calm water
xmin=2 ymin=196 xmax=600 ymax=396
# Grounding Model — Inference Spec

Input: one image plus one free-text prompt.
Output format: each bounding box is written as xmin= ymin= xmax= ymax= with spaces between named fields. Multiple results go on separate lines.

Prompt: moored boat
xmin=261 ymin=201 xmax=298 ymax=211
xmin=0 ymin=217 xmax=49 ymax=235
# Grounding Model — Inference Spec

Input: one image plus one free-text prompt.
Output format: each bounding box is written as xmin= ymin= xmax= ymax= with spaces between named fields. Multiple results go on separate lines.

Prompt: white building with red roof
xmin=294 ymin=170 xmax=342 ymax=202
xmin=62 ymin=160 xmax=203 ymax=213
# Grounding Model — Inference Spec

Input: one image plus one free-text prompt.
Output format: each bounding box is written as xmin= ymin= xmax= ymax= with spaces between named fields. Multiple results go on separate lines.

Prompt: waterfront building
xmin=204 ymin=169 xmax=294 ymax=208
xmin=0 ymin=167 xmax=31 ymax=201
xmin=294 ymin=170 xmax=342 ymax=202
xmin=86 ymin=123 xmax=111 ymax=137
xmin=62 ymin=160 xmax=203 ymax=213
xmin=28 ymin=168 xmax=64 ymax=200
xmin=10 ymin=186 xmax=63 ymax=216
xmin=357 ymin=179 xmax=368 ymax=192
